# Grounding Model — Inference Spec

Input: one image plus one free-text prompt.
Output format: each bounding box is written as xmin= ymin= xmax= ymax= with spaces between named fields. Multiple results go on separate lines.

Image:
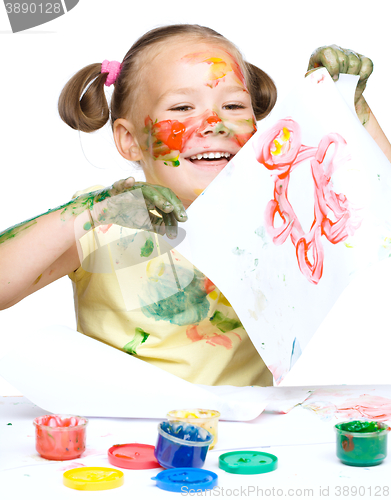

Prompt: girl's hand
xmin=307 ymin=45 xmax=373 ymax=125
xmin=91 ymin=177 xmax=188 ymax=239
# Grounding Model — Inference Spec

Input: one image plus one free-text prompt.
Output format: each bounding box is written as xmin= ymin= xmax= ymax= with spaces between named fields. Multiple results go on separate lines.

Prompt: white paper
xmin=175 ymin=70 xmax=391 ymax=385
xmin=0 ymin=325 xmax=310 ymax=421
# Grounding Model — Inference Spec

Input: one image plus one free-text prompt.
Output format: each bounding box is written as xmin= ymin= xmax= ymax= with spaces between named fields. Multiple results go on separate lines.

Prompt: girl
xmin=0 ymin=25 xmax=389 ymax=386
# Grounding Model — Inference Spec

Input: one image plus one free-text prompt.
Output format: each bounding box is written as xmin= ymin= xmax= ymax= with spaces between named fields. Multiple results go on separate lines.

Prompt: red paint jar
xmin=33 ymin=414 xmax=88 ymax=460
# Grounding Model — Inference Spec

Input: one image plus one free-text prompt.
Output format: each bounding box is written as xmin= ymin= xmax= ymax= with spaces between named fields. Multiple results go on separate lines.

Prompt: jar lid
xmin=63 ymin=467 xmax=124 ymax=491
xmin=152 ymin=468 xmax=218 ymax=492
xmin=219 ymin=451 xmax=278 ymax=475
xmin=108 ymin=443 xmax=161 ymax=469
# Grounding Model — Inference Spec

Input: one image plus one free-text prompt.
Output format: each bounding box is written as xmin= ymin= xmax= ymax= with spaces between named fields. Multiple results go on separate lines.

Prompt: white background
xmin=0 ymin=0 xmax=390 ymax=395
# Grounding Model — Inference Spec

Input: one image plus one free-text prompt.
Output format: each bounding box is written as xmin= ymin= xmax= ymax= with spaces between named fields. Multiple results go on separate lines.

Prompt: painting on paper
xmin=175 ymin=69 xmax=391 ymax=384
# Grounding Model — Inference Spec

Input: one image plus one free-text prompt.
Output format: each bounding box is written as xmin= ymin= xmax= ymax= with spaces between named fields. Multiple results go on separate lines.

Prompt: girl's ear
xmin=113 ymin=118 xmax=143 ymax=161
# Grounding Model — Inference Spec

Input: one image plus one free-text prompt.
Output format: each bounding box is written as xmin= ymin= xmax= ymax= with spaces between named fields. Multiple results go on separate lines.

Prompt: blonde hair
xmin=58 ymin=24 xmax=277 ymax=132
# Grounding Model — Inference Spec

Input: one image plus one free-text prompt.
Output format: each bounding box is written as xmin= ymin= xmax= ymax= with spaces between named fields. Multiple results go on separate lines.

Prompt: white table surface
xmin=1 ymin=394 xmax=391 ymax=500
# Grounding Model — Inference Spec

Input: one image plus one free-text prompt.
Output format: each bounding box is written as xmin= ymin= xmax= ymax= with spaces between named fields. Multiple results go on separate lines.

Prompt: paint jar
xmin=166 ymin=409 xmax=220 ymax=449
xmin=33 ymin=414 xmax=88 ymax=460
xmin=335 ymin=420 xmax=390 ymax=467
xmin=154 ymin=421 xmax=213 ymax=469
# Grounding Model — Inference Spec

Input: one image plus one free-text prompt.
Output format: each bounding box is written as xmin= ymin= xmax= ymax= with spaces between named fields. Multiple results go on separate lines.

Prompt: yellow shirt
xmin=69 ymin=189 xmax=272 ymax=387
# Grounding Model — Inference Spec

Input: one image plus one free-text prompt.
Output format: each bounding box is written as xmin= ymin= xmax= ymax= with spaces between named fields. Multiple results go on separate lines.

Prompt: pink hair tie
xmin=101 ymin=60 xmax=121 ymax=86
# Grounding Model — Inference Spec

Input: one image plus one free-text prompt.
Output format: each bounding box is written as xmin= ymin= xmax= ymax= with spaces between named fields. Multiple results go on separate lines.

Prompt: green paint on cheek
xmin=140 ymin=236 xmax=154 ymax=257
xmin=123 ymin=327 xmax=150 ymax=355
xmin=83 ymin=222 xmax=92 ymax=231
xmin=210 ymin=310 xmax=242 ymax=333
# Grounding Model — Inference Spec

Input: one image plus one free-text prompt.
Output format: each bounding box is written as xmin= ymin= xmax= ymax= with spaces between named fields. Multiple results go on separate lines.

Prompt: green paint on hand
xmin=123 ymin=327 xmax=150 ymax=355
xmin=140 ymin=236 xmax=154 ymax=257
xmin=83 ymin=222 xmax=92 ymax=231
xmin=210 ymin=310 xmax=242 ymax=333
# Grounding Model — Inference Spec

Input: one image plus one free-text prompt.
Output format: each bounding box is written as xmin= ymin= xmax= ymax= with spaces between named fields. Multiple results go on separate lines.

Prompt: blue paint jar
xmin=154 ymin=421 xmax=213 ymax=469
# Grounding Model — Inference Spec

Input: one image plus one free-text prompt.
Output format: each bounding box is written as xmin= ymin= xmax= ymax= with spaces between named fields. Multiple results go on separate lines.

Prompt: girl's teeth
xmin=190 ymin=152 xmax=231 ymax=160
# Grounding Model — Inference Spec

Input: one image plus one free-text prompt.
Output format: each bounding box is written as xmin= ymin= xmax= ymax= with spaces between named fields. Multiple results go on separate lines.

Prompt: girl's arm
xmin=0 ymin=209 xmax=81 ymax=309
xmin=0 ymin=178 xmax=187 ymax=310
xmin=362 ymin=105 xmax=391 ymax=161
xmin=307 ymin=45 xmax=391 ymax=162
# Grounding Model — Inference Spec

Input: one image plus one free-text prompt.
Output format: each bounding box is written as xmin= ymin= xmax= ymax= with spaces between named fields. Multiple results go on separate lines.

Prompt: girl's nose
xmin=198 ymin=112 xmax=229 ymax=137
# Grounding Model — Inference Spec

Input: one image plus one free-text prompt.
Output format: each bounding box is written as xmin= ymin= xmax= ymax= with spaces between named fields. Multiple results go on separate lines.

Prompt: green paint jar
xmin=335 ymin=420 xmax=390 ymax=467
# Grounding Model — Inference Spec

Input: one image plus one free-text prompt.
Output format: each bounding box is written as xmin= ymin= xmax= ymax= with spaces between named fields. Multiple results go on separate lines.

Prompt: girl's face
xmin=135 ymin=40 xmax=257 ymax=207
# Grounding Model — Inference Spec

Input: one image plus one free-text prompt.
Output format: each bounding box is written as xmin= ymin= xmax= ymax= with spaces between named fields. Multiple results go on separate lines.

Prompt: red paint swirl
xmin=254 ymin=118 xmax=362 ymax=284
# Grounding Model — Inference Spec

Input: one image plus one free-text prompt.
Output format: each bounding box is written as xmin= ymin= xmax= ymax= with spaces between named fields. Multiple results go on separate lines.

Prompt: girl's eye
xmin=169 ymin=105 xmax=193 ymax=112
xmin=223 ymin=103 xmax=246 ymax=110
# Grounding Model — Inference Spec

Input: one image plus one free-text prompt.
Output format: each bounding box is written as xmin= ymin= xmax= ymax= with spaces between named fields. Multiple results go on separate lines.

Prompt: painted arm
xmin=0 ymin=177 xmax=187 ymax=309
xmin=307 ymin=45 xmax=391 ymax=162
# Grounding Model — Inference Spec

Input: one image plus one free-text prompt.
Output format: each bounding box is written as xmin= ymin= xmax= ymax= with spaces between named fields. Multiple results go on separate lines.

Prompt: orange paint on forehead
xmin=181 ymin=50 xmax=247 ymax=89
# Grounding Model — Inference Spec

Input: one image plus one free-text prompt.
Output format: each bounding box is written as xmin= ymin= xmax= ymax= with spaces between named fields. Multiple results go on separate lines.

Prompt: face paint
xmin=181 ymin=50 xmax=247 ymax=89
xmin=143 ymin=111 xmax=256 ymax=167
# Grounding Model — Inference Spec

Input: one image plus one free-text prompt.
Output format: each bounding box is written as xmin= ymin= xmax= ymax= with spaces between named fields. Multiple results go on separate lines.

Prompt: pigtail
xmin=58 ymin=64 xmax=110 ymax=133
xmin=245 ymin=62 xmax=277 ymax=121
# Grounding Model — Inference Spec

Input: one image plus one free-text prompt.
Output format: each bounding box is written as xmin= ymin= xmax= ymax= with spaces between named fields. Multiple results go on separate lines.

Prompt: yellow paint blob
xmin=146 ymin=257 xmax=165 ymax=282
xmin=194 ymin=188 xmax=204 ymax=196
xmin=218 ymin=294 xmax=232 ymax=307
xmin=208 ymin=290 xmax=218 ymax=300
xmin=271 ymin=127 xmax=290 ymax=156
xmin=282 ymin=127 xmax=290 ymax=141
xmin=33 ymin=274 xmax=43 ymax=285
xmin=272 ymin=139 xmax=282 ymax=156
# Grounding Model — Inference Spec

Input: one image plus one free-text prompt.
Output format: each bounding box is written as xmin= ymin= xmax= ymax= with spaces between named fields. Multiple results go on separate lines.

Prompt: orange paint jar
xmin=33 ymin=414 xmax=88 ymax=460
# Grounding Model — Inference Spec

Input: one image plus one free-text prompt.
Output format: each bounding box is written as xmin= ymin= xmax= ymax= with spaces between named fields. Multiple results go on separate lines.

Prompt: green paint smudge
xmin=83 ymin=222 xmax=92 ymax=231
xmin=0 ymin=187 xmax=112 ymax=246
xmin=123 ymin=327 xmax=150 ymax=355
xmin=140 ymin=268 xmax=210 ymax=326
xmin=140 ymin=236 xmax=154 ymax=257
xmin=210 ymin=311 xmax=242 ymax=333
xmin=0 ymin=220 xmax=37 ymax=246
xmin=232 ymin=247 xmax=245 ymax=256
